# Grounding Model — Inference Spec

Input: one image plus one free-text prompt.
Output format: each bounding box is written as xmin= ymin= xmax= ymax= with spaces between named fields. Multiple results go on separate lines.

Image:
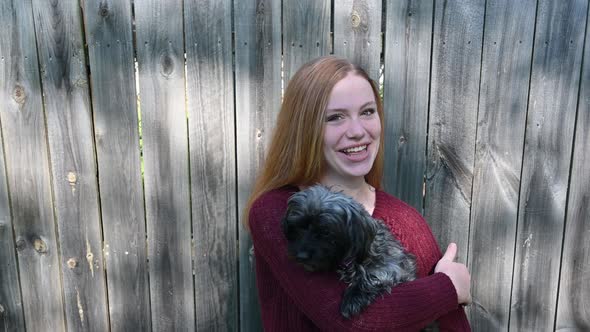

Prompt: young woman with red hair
xmin=245 ymin=56 xmax=471 ymax=331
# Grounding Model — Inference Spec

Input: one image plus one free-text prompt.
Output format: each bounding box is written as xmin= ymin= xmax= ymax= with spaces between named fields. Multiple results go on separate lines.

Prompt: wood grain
xmin=467 ymin=0 xmax=536 ymax=330
xmin=283 ymin=0 xmax=331 ymax=82
xmin=31 ymin=0 xmax=110 ymax=330
xmin=0 ymin=108 xmax=25 ymax=332
xmin=555 ymin=11 xmax=590 ymax=329
xmin=82 ymin=0 xmax=150 ymax=330
xmin=382 ymin=0 xmax=434 ymax=212
xmin=0 ymin=0 xmax=66 ymax=330
xmin=235 ymin=0 xmax=282 ymax=330
xmin=333 ymin=0 xmax=382 ymax=80
xmin=510 ymin=0 xmax=588 ymax=330
xmin=184 ymin=0 xmax=238 ymax=330
xmin=135 ymin=0 xmax=195 ymax=331
xmin=425 ymin=0 xmax=486 ymax=262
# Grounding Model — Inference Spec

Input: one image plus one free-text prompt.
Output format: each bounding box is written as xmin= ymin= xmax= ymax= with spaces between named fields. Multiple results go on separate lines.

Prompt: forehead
xmin=326 ymin=73 xmax=376 ymax=111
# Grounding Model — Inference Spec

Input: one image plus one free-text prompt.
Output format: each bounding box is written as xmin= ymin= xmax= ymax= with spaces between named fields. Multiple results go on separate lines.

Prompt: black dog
xmin=282 ymin=185 xmax=417 ymax=318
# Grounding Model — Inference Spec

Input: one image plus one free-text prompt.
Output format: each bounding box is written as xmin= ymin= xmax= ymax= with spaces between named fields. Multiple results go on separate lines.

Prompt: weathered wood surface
xmin=382 ymin=0 xmax=433 ymax=212
xmin=1 ymin=1 xmax=590 ymax=331
xmin=466 ymin=0 xmax=536 ymax=330
xmin=31 ymin=0 xmax=110 ymax=330
xmin=82 ymin=0 xmax=150 ymax=330
xmin=333 ymin=0 xmax=382 ymax=80
xmin=283 ymin=0 xmax=331 ymax=82
xmin=184 ymin=0 xmax=238 ymax=330
xmin=510 ymin=0 xmax=588 ymax=330
xmin=555 ymin=9 xmax=590 ymax=330
xmin=0 ymin=115 xmax=25 ymax=331
xmin=425 ymin=0 xmax=485 ymax=262
xmin=235 ymin=0 xmax=282 ymax=330
xmin=135 ymin=0 xmax=194 ymax=331
xmin=0 ymin=0 xmax=66 ymax=331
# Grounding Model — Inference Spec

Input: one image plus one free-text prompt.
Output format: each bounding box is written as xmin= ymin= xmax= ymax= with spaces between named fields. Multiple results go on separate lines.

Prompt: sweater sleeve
xmin=413 ymin=214 xmax=470 ymax=332
xmin=249 ymin=192 xmax=465 ymax=332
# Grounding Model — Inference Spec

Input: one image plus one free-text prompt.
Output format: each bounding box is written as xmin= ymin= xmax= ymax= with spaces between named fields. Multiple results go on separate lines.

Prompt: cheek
xmin=322 ymin=125 xmax=344 ymax=149
xmin=369 ymin=118 xmax=382 ymax=137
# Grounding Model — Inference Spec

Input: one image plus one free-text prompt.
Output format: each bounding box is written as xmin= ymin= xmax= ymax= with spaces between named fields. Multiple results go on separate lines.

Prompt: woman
xmin=245 ymin=56 xmax=471 ymax=331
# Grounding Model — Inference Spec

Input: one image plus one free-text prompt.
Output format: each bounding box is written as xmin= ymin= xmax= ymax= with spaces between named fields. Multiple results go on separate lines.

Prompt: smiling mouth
xmin=340 ymin=145 xmax=368 ymax=155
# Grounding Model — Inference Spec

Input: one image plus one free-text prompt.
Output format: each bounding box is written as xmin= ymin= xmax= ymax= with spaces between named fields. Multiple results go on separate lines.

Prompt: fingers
xmin=441 ymin=242 xmax=457 ymax=262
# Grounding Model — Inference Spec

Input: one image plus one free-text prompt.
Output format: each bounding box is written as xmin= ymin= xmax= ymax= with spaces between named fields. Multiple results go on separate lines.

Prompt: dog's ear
xmin=347 ymin=211 xmax=375 ymax=263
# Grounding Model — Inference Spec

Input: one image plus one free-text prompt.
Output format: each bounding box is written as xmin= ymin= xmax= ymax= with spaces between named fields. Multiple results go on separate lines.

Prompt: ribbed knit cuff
xmin=433 ymin=272 xmax=460 ymax=310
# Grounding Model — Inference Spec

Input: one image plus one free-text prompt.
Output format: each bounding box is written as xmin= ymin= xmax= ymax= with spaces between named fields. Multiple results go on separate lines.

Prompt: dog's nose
xmin=296 ymin=251 xmax=310 ymax=262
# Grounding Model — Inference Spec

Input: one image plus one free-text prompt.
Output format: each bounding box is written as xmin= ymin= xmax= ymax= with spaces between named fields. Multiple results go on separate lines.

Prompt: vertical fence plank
xmin=425 ymin=0 xmax=485 ymax=260
xmin=0 ymin=0 xmax=66 ymax=331
xmin=467 ymin=0 xmax=537 ymax=330
xmin=31 ymin=0 xmax=110 ymax=330
xmin=283 ymin=0 xmax=331 ymax=82
xmin=510 ymin=0 xmax=588 ymax=330
xmin=82 ymin=1 xmax=151 ymax=330
xmin=382 ymin=0 xmax=433 ymax=211
xmin=235 ymin=0 xmax=282 ymax=330
xmin=0 ymin=117 xmax=25 ymax=331
xmin=135 ymin=1 xmax=194 ymax=331
xmin=184 ymin=0 xmax=237 ymax=330
xmin=333 ymin=0 xmax=382 ymax=80
xmin=556 ymin=7 xmax=590 ymax=329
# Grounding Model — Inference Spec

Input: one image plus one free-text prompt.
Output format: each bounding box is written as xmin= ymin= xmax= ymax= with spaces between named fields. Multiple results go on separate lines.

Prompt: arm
xmin=427 ymin=241 xmax=471 ymax=330
xmin=250 ymin=195 xmax=463 ymax=331
xmin=385 ymin=195 xmax=471 ymax=331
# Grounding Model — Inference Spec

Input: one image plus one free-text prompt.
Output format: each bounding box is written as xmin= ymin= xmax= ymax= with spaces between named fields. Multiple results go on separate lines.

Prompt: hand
xmin=434 ymin=243 xmax=472 ymax=305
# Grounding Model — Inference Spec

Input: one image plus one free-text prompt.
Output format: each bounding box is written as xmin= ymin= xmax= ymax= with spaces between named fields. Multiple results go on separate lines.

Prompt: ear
xmin=347 ymin=211 xmax=375 ymax=262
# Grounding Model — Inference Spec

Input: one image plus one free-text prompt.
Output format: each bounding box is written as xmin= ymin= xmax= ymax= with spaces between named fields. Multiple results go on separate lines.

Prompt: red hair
xmin=244 ymin=56 xmax=384 ymax=228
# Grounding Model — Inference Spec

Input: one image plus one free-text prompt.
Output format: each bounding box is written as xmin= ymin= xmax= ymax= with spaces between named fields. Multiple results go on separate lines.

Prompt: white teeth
xmin=342 ymin=145 xmax=367 ymax=153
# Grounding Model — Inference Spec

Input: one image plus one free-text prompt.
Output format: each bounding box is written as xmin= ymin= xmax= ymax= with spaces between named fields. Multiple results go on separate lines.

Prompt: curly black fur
xmin=282 ymin=185 xmax=417 ymax=318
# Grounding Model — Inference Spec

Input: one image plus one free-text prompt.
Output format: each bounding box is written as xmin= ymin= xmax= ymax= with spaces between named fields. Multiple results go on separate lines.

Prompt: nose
xmin=345 ymin=118 xmax=365 ymax=139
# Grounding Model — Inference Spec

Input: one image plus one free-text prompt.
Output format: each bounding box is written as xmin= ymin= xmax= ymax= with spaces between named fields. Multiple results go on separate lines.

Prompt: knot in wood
xmin=351 ymin=10 xmax=361 ymax=28
xmin=67 ymin=172 xmax=77 ymax=184
xmin=16 ymin=238 xmax=26 ymax=251
xmin=33 ymin=238 xmax=48 ymax=254
xmin=13 ymin=85 xmax=26 ymax=104
xmin=67 ymin=258 xmax=78 ymax=269
xmin=99 ymin=3 xmax=109 ymax=18
xmin=160 ymin=54 xmax=174 ymax=77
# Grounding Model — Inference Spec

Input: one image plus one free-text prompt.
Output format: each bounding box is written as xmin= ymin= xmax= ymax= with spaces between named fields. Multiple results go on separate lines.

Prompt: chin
xmin=342 ymin=160 xmax=376 ymax=177
xmin=343 ymin=168 xmax=372 ymax=178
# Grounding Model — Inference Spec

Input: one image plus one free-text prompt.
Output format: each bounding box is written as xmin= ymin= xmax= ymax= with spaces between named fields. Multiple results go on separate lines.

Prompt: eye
xmin=361 ymin=108 xmax=376 ymax=116
xmin=326 ymin=113 xmax=344 ymax=122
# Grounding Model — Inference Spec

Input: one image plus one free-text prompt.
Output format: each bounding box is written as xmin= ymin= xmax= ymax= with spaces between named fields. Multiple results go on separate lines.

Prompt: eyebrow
xmin=326 ymin=101 xmax=376 ymax=113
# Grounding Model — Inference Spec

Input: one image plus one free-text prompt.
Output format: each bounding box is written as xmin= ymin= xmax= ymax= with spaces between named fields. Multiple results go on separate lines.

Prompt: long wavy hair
xmin=244 ymin=56 xmax=385 ymax=228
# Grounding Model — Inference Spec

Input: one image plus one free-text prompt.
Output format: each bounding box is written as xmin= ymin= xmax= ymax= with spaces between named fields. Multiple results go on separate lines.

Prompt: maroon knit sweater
xmin=249 ymin=185 xmax=471 ymax=331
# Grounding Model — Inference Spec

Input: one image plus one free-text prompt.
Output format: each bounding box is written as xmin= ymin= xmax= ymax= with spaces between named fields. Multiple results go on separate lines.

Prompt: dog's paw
xmin=340 ymin=287 xmax=371 ymax=319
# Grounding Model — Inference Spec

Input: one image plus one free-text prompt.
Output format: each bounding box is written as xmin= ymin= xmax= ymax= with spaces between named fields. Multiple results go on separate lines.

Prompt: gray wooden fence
xmin=0 ymin=0 xmax=588 ymax=331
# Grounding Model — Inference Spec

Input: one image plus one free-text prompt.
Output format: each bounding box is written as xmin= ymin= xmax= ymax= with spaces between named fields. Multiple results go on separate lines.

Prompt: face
xmin=321 ymin=73 xmax=381 ymax=183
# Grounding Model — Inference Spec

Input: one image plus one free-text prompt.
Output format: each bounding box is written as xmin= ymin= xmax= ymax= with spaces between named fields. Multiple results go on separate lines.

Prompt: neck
xmin=319 ymin=175 xmax=375 ymax=213
xmin=320 ymin=175 xmax=366 ymax=194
